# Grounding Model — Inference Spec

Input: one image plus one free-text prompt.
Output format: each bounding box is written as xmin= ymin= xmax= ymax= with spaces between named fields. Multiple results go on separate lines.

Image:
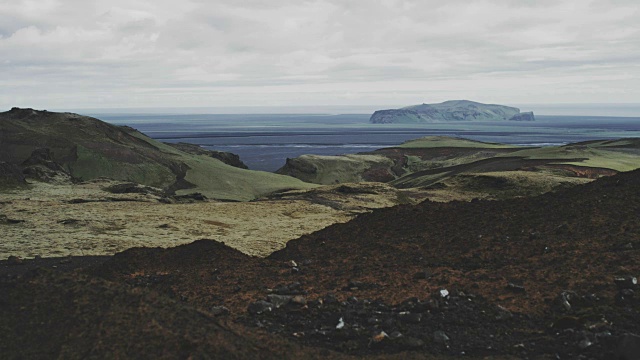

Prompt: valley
xmin=1 ymin=108 xmax=639 ymax=359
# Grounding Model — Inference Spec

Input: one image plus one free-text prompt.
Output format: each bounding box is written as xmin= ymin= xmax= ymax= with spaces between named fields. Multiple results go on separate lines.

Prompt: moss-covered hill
xmin=0 ymin=108 xmax=314 ymax=201
xmin=276 ymin=136 xmax=523 ymax=185
xmin=276 ymin=136 xmax=640 ymax=200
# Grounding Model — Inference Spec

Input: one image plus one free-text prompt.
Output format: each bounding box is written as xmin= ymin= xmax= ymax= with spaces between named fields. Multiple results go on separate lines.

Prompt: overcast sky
xmin=1 ymin=0 xmax=639 ymax=110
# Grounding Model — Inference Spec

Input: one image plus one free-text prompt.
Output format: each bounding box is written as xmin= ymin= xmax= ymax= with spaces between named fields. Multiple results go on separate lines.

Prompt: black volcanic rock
xmin=370 ymin=100 xmax=534 ymax=123
xmin=21 ymin=148 xmax=74 ymax=183
xmin=0 ymin=270 xmax=334 ymax=359
xmin=21 ymin=148 xmax=63 ymax=169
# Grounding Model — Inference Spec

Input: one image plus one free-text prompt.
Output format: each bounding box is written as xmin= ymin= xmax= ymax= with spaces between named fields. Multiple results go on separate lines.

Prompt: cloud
xmin=0 ymin=0 xmax=639 ymax=109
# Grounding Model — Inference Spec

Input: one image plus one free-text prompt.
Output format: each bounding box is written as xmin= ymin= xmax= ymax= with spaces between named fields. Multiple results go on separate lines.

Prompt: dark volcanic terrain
xmin=2 ymin=167 xmax=640 ymax=359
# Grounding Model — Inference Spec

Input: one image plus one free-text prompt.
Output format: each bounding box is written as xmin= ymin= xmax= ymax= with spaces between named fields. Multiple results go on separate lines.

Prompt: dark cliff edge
xmin=508 ymin=111 xmax=536 ymax=121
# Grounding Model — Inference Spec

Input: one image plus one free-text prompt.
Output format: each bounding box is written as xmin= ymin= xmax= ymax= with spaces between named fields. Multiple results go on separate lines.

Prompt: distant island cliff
xmin=370 ymin=100 xmax=535 ymax=123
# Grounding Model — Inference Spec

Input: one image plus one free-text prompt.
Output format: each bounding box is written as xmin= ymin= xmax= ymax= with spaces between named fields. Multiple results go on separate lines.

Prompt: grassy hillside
xmin=390 ymin=138 xmax=640 ymax=197
xmin=276 ymin=154 xmax=395 ymax=185
xmin=278 ymin=135 xmax=640 ymax=200
xmin=501 ymin=139 xmax=640 ymax=172
xmin=177 ymin=154 xmax=314 ymax=201
xmin=0 ymin=108 xmax=314 ymax=201
xmin=126 ymin=129 xmax=315 ymax=201
xmin=398 ymin=136 xmax=517 ymax=149
xmin=277 ymin=136 xmax=523 ymax=186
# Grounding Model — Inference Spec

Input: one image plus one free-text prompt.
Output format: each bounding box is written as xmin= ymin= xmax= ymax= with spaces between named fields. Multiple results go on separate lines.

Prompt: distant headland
xmin=370 ymin=100 xmax=535 ymax=123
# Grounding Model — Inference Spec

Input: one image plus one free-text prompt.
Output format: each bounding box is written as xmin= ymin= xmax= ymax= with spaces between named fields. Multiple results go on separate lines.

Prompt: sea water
xmin=97 ymin=113 xmax=640 ymax=171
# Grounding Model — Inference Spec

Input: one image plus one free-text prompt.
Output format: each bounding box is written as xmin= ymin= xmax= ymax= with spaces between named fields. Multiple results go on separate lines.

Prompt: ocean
xmin=96 ymin=113 xmax=640 ymax=172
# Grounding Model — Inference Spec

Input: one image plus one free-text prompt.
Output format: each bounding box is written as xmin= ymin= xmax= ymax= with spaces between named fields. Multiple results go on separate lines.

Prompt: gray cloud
xmin=0 ymin=0 xmax=639 ymax=109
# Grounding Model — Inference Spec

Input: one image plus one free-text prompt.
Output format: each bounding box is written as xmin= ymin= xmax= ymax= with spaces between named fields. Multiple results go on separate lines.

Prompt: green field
xmin=398 ymin=136 xmax=518 ymax=149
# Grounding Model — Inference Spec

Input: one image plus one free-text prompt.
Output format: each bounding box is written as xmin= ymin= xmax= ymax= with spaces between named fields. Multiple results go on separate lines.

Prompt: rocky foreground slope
xmin=370 ymin=100 xmax=535 ymax=123
xmin=2 ymin=167 xmax=639 ymax=359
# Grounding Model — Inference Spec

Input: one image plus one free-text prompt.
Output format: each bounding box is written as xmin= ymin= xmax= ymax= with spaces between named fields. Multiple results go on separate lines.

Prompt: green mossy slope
xmin=0 ymin=108 xmax=315 ymax=200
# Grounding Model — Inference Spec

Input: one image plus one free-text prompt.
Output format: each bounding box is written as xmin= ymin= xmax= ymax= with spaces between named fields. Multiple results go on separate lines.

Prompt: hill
xmin=370 ymin=100 xmax=535 ymax=123
xmin=277 ymin=136 xmax=640 ymax=200
xmin=0 ymin=107 xmax=314 ymax=201
xmin=276 ymin=136 xmax=520 ymax=185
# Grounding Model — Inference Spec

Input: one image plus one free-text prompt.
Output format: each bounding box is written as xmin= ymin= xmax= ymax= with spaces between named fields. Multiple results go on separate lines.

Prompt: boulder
xmin=21 ymin=148 xmax=73 ymax=183
xmin=247 ymin=300 xmax=273 ymax=315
